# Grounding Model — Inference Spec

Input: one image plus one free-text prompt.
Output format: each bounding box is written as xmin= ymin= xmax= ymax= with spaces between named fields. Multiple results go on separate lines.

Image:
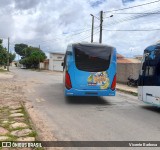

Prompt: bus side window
xmin=144 ymin=60 xmax=156 ymax=76
xmin=156 ymin=61 xmax=160 ymax=76
xmin=141 ymin=62 xmax=146 ymax=75
xmin=145 ymin=66 xmax=155 ymax=76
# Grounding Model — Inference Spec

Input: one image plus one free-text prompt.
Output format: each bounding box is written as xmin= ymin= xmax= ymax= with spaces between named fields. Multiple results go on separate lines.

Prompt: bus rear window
xmin=74 ymin=44 xmax=112 ymax=72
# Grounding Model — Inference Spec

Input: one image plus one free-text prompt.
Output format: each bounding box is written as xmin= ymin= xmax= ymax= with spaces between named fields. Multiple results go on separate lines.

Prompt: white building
xmin=49 ymin=52 xmax=65 ymax=71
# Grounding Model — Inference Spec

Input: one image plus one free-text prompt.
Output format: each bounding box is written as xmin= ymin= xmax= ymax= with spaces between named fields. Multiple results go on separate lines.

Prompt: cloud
xmin=102 ymin=0 xmax=160 ymax=56
xmin=122 ymin=0 xmax=135 ymax=4
xmin=0 ymin=15 xmax=15 ymax=38
xmin=0 ymin=0 xmax=160 ymax=57
xmin=14 ymin=0 xmax=41 ymax=10
xmin=89 ymin=0 xmax=106 ymax=7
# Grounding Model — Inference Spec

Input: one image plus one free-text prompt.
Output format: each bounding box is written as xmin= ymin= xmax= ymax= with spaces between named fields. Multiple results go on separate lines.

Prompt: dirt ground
xmin=0 ymin=71 xmax=61 ymax=150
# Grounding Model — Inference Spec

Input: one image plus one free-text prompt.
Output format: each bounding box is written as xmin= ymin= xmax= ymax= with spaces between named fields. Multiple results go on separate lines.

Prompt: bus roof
xmin=145 ymin=43 xmax=160 ymax=51
xmin=68 ymin=42 xmax=115 ymax=49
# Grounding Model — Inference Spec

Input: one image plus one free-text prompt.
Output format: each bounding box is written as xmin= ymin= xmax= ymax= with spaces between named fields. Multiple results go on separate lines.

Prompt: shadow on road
xmin=65 ymin=96 xmax=111 ymax=105
xmin=141 ymin=106 xmax=160 ymax=113
xmin=49 ymin=83 xmax=111 ymax=105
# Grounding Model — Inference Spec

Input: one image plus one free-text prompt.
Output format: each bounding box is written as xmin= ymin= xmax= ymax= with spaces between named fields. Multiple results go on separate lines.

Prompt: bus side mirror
xmin=61 ymin=62 xmax=64 ymax=66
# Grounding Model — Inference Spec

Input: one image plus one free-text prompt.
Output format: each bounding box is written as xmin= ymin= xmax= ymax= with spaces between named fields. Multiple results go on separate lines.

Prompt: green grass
xmin=5 ymin=133 xmax=17 ymax=141
xmin=0 ymin=105 xmax=38 ymax=142
xmin=21 ymin=104 xmax=39 ymax=139
xmin=0 ymin=104 xmax=40 ymax=144
xmin=1 ymin=122 xmax=10 ymax=130
xmin=28 ymin=131 xmax=37 ymax=137
xmin=20 ymin=106 xmax=32 ymax=127
xmin=0 ymin=107 xmax=12 ymax=130
xmin=10 ymin=126 xmax=30 ymax=132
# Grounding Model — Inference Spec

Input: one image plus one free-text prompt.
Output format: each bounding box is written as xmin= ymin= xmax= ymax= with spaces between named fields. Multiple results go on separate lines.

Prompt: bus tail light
xmin=111 ymin=74 xmax=116 ymax=91
xmin=65 ymin=71 xmax=72 ymax=90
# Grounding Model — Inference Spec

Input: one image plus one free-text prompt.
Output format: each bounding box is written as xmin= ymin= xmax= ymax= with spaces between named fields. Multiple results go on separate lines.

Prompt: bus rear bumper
xmin=65 ymin=88 xmax=116 ymax=96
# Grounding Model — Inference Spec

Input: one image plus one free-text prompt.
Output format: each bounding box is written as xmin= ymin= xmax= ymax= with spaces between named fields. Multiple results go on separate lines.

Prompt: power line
xmin=79 ymin=30 xmax=100 ymax=42
xmin=71 ymin=28 xmax=99 ymax=42
xmin=103 ymin=28 xmax=160 ymax=31
xmin=63 ymin=26 xmax=93 ymax=33
xmin=31 ymin=29 xmax=93 ymax=44
xmin=10 ymin=26 xmax=100 ymax=46
xmin=103 ymin=9 xmax=160 ymax=26
xmin=32 ymin=27 xmax=99 ymax=45
xmin=9 ymin=28 xmax=92 ymax=44
xmin=71 ymin=29 xmax=99 ymax=42
xmin=41 ymin=31 xmax=97 ymax=52
xmin=111 ymin=12 xmax=160 ymax=14
xmin=9 ymin=27 xmax=100 ymax=53
xmin=104 ymin=0 xmax=160 ymax=13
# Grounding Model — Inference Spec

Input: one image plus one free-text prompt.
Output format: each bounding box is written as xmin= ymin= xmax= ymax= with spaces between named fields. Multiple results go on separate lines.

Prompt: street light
xmin=90 ymin=14 xmax=94 ymax=43
xmin=90 ymin=14 xmax=100 ymax=20
xmin=90 ymin=13 xmax=113 ymax=43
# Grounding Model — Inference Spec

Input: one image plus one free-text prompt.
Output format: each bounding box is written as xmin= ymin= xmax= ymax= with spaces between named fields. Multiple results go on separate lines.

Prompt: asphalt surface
xmin=11 ymin=67 xmax=160 ymax=149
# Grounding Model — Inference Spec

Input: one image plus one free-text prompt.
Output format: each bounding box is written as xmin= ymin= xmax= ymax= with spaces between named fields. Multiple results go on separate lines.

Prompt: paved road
xmin=11 ymin=67 xmax=160 ymax=149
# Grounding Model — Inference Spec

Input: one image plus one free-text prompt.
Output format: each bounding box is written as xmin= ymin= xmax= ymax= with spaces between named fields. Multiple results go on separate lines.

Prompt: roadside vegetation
xmin=15 ymin=43 xmax=46 ymax=69
xmin=0 ymin=39 xmax=15 ymax=69
xmin=0 ymin=105 xmax=37 ymax=141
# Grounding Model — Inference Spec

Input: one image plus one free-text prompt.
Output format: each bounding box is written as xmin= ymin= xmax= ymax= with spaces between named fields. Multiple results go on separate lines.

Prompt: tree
xmin=0 ymin=39 xmax=15 ymax=66
xmin=0 ymin=39 xmax=6 ymax=66
xmin=9 ymin=53 xmax=16 ymax=63
xmin=0 ymin=48 xmax=7 ymax=66
xmin=17 ymin=45 xmax=46 ymax=68
xmin=14 ymin=44 xmax=28 ymax=56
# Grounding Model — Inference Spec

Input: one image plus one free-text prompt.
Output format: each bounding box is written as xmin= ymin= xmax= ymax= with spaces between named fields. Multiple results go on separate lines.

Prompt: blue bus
xmin=138 ymin=42 xmax=160 ymax=106
xmin=62 ymin=42 xmax=116 ymax=96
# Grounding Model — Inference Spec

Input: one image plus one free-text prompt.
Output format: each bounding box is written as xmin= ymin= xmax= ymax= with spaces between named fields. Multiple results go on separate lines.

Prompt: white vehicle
xmin=20 ymin=65 xmax=26 ymax=69
xmin=138 ymin=43 xmax=160 ymax=106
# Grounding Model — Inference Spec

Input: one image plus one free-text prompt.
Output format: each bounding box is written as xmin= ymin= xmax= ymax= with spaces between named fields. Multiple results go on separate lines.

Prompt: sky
xmin=0 ymin=0 xmax=160 ymax=58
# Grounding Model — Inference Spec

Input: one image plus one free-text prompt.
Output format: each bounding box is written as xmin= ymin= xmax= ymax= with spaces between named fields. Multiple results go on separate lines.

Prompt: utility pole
xmin=90 ymin=14 xmax=94 ymax=43
xmin=99 ymin=11 xmax=103 ymax=43
xmin=7 ymin=37 xmax=10 ymax=71
xmin=39 ymin=45 xmax=40 ymax=70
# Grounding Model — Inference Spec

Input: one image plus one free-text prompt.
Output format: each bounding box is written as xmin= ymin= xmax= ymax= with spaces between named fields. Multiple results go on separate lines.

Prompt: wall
xmin=117 ymin=63 xmax=141 ymax=83
xmin=49 ymin=53 xmax=64 ymax=71
xmin=49 ymin=54 xmax=54 ymax=70
xmin=44 ymin=63 xmax=49 ymax=70
xmin=40 ymin=62 xmax=49 ymax=70
xmin=40 ymin=62 xmax=44 ymax=69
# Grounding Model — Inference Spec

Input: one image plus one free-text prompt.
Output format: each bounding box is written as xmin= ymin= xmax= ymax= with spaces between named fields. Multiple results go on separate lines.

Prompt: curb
xmin=21 ymin=102 xmax=39 ymax=140
xmin=116 ymin=88 xmax=138 ymax=96
xmin=21 ymin=102 xmax=46 ymax=150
